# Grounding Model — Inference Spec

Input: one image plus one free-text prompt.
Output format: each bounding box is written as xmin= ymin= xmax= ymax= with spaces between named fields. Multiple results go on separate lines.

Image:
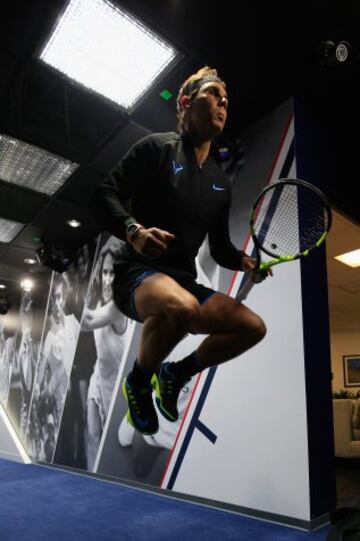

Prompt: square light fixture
xmin=334 ymin=248 xmax=360 ymax=268
xmin=0 ymin=134 xmax=78 ymax=196
xmin=0 ymin=217 xmax=24 ymax=242
xmin=39 ymin=0 xmax=180 ymax=110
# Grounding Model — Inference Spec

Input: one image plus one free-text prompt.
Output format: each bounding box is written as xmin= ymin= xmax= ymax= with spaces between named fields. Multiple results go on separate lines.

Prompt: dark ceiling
xmin=0 ymin=0 xmax=359 ymax=300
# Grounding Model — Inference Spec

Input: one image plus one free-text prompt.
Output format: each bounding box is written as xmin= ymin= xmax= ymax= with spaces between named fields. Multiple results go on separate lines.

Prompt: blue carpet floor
xmin=0 ymin=458 xmax=329 ymax=540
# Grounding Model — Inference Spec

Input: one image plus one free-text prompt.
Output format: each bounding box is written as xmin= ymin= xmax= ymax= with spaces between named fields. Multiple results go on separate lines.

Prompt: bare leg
xmin=87 ymin=398 xmax=102 ymax=471
xmin=122 ymin=273 xmax=199 ymax=433
xmin=134 ymin=274 xmax=200 ymax=372
xmin=78 ymin=379 xmax=89 ymax=467
xmin=188 ymin=292 xmax=267 ymax=368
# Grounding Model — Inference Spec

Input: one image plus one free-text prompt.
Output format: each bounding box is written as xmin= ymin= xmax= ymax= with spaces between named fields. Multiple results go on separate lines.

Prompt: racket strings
xmin=253 ymin=184 xmax=329 ymax=258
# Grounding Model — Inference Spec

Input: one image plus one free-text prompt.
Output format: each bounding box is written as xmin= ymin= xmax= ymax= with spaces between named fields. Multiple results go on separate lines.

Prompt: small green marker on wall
xmin=160 ymin=89 xmax=173 ymax=101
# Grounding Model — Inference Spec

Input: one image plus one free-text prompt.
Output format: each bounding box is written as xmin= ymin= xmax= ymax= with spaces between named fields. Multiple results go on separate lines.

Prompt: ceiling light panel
xmin=0 ymin=134 xmax=78 ymax=196
xmin=39 ymin=0 xmax=179 ymax=109
xmin=0 ymin=217 xmax=24 ymax=242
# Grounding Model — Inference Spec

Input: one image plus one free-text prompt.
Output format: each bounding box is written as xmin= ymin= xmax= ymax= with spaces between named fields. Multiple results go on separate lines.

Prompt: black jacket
xmin=92 ymin=132 xmax=245 ymax=279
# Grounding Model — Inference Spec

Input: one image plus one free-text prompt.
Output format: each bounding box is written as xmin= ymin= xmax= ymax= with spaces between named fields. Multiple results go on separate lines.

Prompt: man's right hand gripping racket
xmin=236 ymin=178 xmax=332 ymax=302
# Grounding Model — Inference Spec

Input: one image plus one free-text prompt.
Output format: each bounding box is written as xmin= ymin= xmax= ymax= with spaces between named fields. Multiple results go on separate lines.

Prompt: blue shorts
xmin=112 ymin=263 xmax=217 ymax=322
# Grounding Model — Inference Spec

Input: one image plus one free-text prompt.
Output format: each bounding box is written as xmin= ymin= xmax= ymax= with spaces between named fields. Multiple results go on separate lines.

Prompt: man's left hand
xmin=241 ymin=255 xmax=273 ymax=283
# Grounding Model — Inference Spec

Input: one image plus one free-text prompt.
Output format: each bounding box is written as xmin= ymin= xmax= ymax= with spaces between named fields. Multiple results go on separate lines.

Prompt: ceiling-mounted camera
xmin=318 ymin=40 xmax=351 ymax=68
xmin=36 ymin=242 xmax=76 ymax=273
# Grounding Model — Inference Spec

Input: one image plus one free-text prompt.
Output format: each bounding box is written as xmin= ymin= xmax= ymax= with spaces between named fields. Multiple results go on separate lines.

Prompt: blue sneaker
xmin=122 ymin=377 xmax=159 ymax=435
xmin=152 ymin=363 xmax=189 ymax=422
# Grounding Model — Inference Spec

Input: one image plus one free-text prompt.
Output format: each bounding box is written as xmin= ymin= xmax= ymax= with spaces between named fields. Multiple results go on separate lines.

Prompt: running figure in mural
xmin=17 ymin=291 xmax=37 ymax=436
xmin=82 ymin=237 xmax=129 ymax=471
xmin=31 ymin=273 xmax=80 ymax=460
xmin=93 ymin=66 xmax=271 ymax=435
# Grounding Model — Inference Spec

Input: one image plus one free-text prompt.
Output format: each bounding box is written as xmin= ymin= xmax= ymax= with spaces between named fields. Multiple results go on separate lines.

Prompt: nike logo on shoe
xmin=212 ymin=184 xmax=225 ymax=191
xmin=173 ymin=161 xmax=184 ymax=175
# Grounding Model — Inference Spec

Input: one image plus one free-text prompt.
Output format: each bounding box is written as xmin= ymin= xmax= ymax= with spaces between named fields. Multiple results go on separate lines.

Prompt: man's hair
xmin=176 ymin=66 xmax=226 ymax=131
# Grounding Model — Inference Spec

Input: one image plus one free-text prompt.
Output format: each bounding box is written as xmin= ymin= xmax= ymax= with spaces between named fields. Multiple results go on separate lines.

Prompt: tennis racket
xmin=236 ymin=178 xmax=332 ymax=302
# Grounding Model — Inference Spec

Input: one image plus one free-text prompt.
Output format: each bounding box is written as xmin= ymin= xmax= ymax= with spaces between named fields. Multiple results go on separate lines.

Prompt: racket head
xmin=250 ymin=178 xmax=332 ymax=260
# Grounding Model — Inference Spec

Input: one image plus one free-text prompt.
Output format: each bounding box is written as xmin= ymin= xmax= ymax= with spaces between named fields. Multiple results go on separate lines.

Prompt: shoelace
xmin=161 ymin=367 xmax=184 ymax=396
xmin=162 ymin=376 xmax=175 ymax=395
xmin=127 ymin=384 xmax=152 ymax=415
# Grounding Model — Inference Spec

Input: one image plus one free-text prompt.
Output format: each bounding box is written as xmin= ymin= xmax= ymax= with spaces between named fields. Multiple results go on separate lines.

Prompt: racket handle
xmin=235 ymin=274 xmax=254 ymax=302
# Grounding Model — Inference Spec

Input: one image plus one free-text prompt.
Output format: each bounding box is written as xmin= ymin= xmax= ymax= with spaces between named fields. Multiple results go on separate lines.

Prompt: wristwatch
xmin=126 ymin=223 xmax=142 ymax=241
